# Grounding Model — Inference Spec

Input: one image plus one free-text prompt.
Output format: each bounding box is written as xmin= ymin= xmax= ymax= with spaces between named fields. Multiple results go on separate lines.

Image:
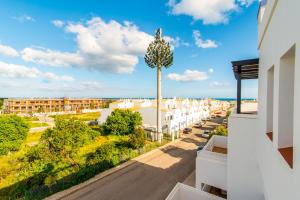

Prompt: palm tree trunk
xmin=157 ymin=66 xmax=162 ymax=143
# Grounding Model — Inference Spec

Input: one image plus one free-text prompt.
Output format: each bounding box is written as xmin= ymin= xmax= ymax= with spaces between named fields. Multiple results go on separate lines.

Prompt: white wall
xmin=228 ymin=113 xmax=264 ymax=200
xmin=258 ymin=0 xmax=300 ymax=199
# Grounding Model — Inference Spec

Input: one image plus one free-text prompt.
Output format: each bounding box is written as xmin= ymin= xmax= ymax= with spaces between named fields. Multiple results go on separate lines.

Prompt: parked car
xmin=193 ymin=122 xmax=204 ymax=128
xmin=202 ymin=130 xmax=210 ymax=138
xmin=197 ymin=143 xmax=206 ymax=151
xmin=183 ymin=128 xmax=192 ymax=134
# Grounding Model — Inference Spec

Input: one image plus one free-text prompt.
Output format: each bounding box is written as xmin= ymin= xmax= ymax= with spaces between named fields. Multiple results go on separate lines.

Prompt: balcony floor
xmin=278 ymin=147 xmax=293 ymax=168
xmin=212 ymin=147 xmax=227 ymax=154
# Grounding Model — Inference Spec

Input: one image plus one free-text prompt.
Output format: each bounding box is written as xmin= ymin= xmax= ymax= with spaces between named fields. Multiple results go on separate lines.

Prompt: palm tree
xmin=144 ymin=28 xmax=173 ymax=142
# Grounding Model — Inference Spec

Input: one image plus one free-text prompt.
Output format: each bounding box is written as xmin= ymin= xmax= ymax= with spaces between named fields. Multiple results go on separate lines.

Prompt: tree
xmin=41 ymin=117 xmax=99 ymax=162
xmin=0 ymin=115 xmax=29 ymax=155
xmin=144 ymin=28 xmax=173 ymax=142
xmin=102 ymin=109 xmax=142 ymax=135
xmin=129 ymin=127 xmax=147 ymax=149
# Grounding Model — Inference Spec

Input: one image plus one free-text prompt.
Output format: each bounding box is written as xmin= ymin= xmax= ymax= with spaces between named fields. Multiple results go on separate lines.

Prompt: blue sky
xmin=0 ymin=0 xmax=259 ymax=98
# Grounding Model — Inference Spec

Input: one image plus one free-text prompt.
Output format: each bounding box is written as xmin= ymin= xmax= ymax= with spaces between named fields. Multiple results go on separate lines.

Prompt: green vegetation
xmin=0 ymin=99 xmax=4 ymax=110
xmin=129 ymin=127 xmax=147 ymax=149
xmin=101 ymin=100 xmax=115 ymax=108
xmin=28 ymin=121 xmax=49 ymax=128
xmin=0 ymin=115 xmax=29 ymax=155
xmin=211 ymin=125 xmax=228 ymax=136
xmin=226 ymin=110 xmax=232 ymax=118
xmin=0 ymin=109 xmax=166 ymax=199
xmin=102 ymin=109 xmax=142 ymax=135
xmin=50 ymin=112 xmax=100 ymax=121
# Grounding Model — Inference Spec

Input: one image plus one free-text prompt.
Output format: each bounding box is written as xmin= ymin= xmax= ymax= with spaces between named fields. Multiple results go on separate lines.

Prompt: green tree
xmin=41 ymin=117 xmax=99 ymax=162
xmin=212 ymin=125 xmax=228 ymax=136
xmin=128 ymin=127 xmax=147 ymax=149
xmin=102 ymin=109 xmax=142 ymax=135
xmin=144 ymin=28 xmax=173 ymax=142
xmin=0 ymin=115 xmax=29 ymax=155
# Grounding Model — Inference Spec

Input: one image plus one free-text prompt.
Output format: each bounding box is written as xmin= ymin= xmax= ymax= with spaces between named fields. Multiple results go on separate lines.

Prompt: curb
xmin=45 ymin=137 xmax=182 ymax=200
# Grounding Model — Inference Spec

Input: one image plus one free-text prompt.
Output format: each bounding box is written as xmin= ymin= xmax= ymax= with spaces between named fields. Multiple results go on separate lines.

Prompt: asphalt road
xmin=60 ymin=118 xmax=223 ymax=200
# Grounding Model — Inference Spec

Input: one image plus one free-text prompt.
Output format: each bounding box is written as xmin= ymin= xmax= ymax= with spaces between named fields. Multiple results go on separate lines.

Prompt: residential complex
xmin=166 ymin=0 xmax=300 ymax=200
xmin=98 ymin=98 xmax=230 ymax=139
xmin=3 ymin=98 xmax=107 ymax=114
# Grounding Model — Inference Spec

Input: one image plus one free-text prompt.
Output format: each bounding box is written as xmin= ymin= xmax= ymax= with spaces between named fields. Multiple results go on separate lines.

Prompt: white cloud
xmin=238 ymin=0 xmax=256 ymax=7
xmin=13 ymin=15 xmax=35 ymax=23
xmin=168 ymin=0 xmax=254 ymax=25
xmin=0 ymin=61 xmax=74 ymax=81
xmin=208 ymin=68 xmax=214 ymax=73
xmin=21 ymin=47 xmax=83 ymax=67
xmin=0 ymin=44 xmax=19 ymax=57
xmin=52 ymin=20 xmax=64 ymax=28
xmin=167 ymin=69 xmax=209 ymax=82
xmin=193 ymin=30 xmax=218 ymax=48
xmin=21 ymin=17 xmax=180 ymax=74
xmin=210 ymin=81 xmax=230 ymax=87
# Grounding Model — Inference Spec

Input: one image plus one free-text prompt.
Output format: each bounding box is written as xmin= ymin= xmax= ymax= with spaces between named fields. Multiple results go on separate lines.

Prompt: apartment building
xmin=3 ymin=98 xmax=106 ymax=114
xmin=98 ymin=98 xmax=229 ymax=139
xmin=166 ymin=0 xmax=300 ymax=199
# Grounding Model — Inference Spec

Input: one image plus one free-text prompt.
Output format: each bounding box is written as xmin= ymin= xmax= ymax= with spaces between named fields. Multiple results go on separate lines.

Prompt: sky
xmin=0 ymin=0 xmax=259 ymax=99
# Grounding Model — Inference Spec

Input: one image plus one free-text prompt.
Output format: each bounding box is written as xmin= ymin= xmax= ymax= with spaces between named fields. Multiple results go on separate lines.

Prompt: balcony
xmin=165 ymin=183 xmax=225 ymax=200
xmin=196 ymin=135 xmax=227 ymax=191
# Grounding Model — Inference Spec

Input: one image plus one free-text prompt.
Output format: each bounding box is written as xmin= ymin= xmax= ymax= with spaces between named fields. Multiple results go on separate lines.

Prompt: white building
xmin=167 ymin=0 xmax=300 ymax=199
xmin=98 ymin=98 xmax=217 ymax=139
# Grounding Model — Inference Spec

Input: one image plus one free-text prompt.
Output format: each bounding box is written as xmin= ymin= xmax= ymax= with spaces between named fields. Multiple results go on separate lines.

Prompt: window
xmin=278 ymin=45 xmax=295 ymax=168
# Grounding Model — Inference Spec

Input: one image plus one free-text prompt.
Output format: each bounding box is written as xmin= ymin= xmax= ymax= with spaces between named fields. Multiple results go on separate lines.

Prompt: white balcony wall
xmin=196 ymin=136 xmax=227 ymax=191
xmin=228 ymin=113 xmax=264 ymax=200
xmin=165 ymin=183 xmax=225 ymax=200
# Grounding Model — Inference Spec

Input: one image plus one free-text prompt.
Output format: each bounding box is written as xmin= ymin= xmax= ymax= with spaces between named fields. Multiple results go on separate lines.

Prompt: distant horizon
xmin=1 ymin=97 xmax=256 ymax=101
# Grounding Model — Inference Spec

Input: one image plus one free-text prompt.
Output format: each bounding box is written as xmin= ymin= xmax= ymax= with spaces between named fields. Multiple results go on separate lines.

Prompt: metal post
xmin=237 ymin=75 xmax=242 ymax=114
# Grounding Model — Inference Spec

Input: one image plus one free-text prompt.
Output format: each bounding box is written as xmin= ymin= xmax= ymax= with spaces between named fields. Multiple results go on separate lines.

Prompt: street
xmin=58 ymin=118 xmax=224 ymax=200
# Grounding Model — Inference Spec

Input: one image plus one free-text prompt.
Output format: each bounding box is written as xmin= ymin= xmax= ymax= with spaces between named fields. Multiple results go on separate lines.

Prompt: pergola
xmin=231 ymin=58 xmax=259 ymax=113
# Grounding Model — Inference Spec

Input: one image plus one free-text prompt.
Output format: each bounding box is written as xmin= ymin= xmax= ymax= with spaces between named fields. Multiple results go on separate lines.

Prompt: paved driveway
xmin=55 ymin=118 xmax=224 ymax=200
xmin=59 ymin=133 xmax=205 ymax=200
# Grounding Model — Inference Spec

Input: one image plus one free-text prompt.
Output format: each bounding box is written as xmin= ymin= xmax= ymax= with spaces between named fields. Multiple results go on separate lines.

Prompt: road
xmin=60 ymin=118 xmax=223 ymax=200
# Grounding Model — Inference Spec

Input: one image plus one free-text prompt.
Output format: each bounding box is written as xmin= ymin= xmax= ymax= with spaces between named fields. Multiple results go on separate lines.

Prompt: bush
xmin=128 ymin=127 xmax=147 ymax=149
xmin=102 ymin=109 xmax=142 ymax=135
xmin=41 ymin=117 xmax=100 ymax=161
xmin=212 ymin=125 xmax=228 ymax=136
xmin=87 ymin=143 xmax=119 ymax=168
xmin=0 ymin=115 xmax=29 ymax=155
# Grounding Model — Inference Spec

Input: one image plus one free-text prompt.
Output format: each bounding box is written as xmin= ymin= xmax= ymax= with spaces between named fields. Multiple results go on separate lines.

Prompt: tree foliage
xmin=0 ymin=115 xmax=29 ymax=155
xmin=128 ymin=127 xmax=147 ymax=149
xmin=144 ymin=28 xmax=173 ymax=69
xmin=102 ymin=109 xmax=142 ymax=135
xmin=41 ymin=117 xmax=99 ymax=160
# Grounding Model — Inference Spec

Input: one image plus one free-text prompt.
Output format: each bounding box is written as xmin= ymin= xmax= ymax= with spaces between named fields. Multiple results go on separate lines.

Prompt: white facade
xmin=167 ymin=1 xmax=300 ymax=199
xmin=97 ymin=98 xmax=225 ymax=138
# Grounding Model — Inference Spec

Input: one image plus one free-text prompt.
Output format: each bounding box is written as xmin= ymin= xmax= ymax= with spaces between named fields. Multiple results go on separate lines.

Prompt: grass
xmin=28 ymin=121 xmax=49 ymax=128
xmin=50 ymin=112 xmax=100 ymax=121
xmin=0 ymin=131 xmax=43 ymax=190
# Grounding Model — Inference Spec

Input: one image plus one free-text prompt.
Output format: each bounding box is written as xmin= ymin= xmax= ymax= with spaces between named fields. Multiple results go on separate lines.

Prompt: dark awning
xmin=232 ymin=58 xmax=259 ymax=80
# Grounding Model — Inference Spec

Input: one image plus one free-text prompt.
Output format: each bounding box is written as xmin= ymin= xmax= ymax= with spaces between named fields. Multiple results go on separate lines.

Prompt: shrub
xmin=0 ymin=115 xmax=29 ymax=155
xmin=87 ymin=143 xmax=119 ymax=168
xmin=102 ymin=109 xmax=142 ymax=135
xmin=128 ymin=127 xmax=147 ymax=149
xmin=41 ymin=117 xmax=100 ymax=161
xmin=212 ymin=125 xmax=228 ymax=136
